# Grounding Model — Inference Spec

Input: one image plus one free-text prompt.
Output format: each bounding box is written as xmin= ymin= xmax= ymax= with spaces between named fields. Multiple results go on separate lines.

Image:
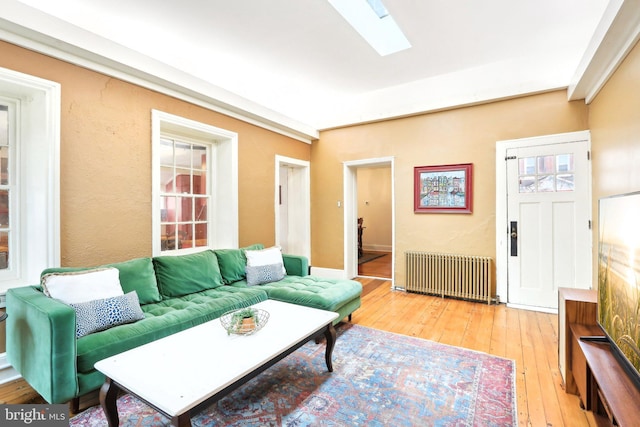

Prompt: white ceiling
xmin=0 ymin=0 xmax=616 ymax=137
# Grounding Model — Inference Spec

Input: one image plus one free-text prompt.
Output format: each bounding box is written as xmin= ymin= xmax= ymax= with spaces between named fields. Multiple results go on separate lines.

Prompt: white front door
xmin=505 ymin=136 xmax=592 ymax=310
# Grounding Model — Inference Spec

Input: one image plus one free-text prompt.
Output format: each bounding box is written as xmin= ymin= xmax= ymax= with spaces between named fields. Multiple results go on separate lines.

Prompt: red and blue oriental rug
xmin=71 ymin=324 xmax=517 ymax=426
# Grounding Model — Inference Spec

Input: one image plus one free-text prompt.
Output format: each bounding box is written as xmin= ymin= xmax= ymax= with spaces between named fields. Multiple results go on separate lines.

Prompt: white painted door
xmin=506 ymin=139 xmax=591 ymax=310
xmin=275 ymin=156 xmax=311 ymax=262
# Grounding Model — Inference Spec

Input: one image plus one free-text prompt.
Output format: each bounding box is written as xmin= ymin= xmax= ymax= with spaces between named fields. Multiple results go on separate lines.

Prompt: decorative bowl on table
xmin=220 ymin=307 xmax=269 ymax=335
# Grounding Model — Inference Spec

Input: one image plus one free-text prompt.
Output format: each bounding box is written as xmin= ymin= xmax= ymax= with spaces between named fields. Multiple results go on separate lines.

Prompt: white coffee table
xmin=94 ymin=299 xmax=338 ymax=427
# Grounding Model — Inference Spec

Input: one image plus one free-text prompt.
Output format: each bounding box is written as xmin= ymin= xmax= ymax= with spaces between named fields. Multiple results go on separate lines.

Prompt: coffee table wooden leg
xmin=171 ymin=413 xmax=192 ymax=427
xmin=100 ymin=378 xmax=120 ymax=427
xmin=324 ymin=323 xmax=336 ymax=372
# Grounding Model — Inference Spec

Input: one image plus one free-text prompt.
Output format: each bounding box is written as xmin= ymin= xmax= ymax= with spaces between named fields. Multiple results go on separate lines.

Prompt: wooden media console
xmin=559 ymin=288 xmax=640 ymax=426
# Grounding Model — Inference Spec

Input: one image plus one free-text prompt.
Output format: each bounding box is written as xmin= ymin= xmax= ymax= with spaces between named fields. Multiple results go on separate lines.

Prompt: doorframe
xmin=275 ymin=155 xmax=311 ymax=262
xmin=495 ymin=130 xmax=591 ymax=306
xmin=343 ymin=157 xmax=395 ymax=285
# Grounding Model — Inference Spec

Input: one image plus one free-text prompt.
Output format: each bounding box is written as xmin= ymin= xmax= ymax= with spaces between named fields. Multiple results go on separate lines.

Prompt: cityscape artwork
xmin=414 ymin=163 xmax=473 ymax=213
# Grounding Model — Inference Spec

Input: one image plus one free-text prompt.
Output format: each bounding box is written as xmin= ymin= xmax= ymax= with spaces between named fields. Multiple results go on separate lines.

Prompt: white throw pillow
xmin=245 ymin=246 xmax=286 ymax=274
xmin=41 ymin=268 xmax=124 ymax=304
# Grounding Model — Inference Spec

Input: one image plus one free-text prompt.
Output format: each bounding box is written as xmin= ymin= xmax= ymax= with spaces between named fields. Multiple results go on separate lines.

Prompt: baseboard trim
xmin=506 ymin=303 xmax=558 ymax=314
xmin=309 ymin=267 xmax=347 ymax=280
xmin=0 ymin=352 xmax=20 ymax=385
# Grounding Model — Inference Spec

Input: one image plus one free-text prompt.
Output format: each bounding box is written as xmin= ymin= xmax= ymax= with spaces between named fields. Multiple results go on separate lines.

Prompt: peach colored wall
xmin=313 ymin=91 xmax=589 ymax=286
xmin=588 ymin=40 xmax=640 ymax=288
xmin=357 ymin=167 xmax=392 ymax=251
xmin=0 ymin=41 xmax=310 ymax=267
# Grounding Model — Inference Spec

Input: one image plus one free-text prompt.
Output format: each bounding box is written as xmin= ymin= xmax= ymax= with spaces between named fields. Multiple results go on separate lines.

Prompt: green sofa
xmin=6 ymin=245 xmax=362 ymax=406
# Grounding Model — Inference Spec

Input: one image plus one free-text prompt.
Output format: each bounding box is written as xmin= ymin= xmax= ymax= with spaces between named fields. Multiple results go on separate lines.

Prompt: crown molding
xmin=0 ymin=2 xmax=318 ymax=143
xmin=568 ymin=0 xmax=640 ymax=103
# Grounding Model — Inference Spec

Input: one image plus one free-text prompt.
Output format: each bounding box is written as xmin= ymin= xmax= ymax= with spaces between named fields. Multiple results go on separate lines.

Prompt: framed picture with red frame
xmin=414 ymin=163 xmax=473 ymax=213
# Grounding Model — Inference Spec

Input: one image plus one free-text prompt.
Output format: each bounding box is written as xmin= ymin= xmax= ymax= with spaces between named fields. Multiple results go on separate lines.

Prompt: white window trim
xmin=151 ymin=110 xmax=238 ymax=255
xmin=0 ymin=67 xmax=60 ymax=294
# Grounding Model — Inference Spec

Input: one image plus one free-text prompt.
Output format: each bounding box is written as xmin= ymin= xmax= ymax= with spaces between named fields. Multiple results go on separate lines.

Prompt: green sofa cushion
xmin=104 ymin=258 xmax=161 ymax=304
xmin=75 ymin=286 xmax=267 ymax=374
xmin=214 ymin=244 xmax=263 ymax=284
xmin=231 ymin=275 xmax=362 ymax=312
xmin=153 ymin=250 xmax=224 ymax=298
xmin=41 ymin=257 xmax=161 ymax=305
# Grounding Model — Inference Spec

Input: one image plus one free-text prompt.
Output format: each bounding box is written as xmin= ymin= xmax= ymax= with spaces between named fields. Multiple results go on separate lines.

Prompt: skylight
xmin=328 ymin=0 xmax=411 ymax=56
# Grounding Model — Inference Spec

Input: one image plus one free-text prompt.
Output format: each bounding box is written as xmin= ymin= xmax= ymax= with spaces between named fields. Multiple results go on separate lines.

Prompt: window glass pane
xmin=160 ymin=166 xmax=174 ymax=194
xmin=192 ymin=146 xmax=206 ymax=170
xmin=537 ymin=156 xmax=554 ymax=174
xmin=193 ymin=172 xmax=205 ymax=195
xmin=161 ymin=196 xmax=175 ymax=222
xmin=0 ymin=190 xmax=8 ymax=227
xmin=556 ymin=154 xmax=573 ymax=172
xmin=195 ymin=198 xmax=207 ymax=221
xmin=174 ymin=143 xmax=191 ymax=169
xmin=177 ymin=224 xmax=191 ymax=249
xmin=161 ymin=224 xmax=176 ymax=251
xmin=0 ymin=146 xmax=8 ymax=186
xmin=557 ymin=174 xmax=575 ymax=191
xmin=537 ymin=175 xmax=555 ymax=192
xmin=195 ymin=223 xmax=207 ymax=247
xmin=176 ymin=196 xmax=192 ymax=222
xmin=159 ymin=139 xmax=173 ymax=166
xmin=175 ymin=170 xmax=191 ymax=194
xmin=0 ymin=231 xmax=7 ymax=270
xmin=0 ymin=105 xmax=7 ymax=146
xmin=518 ymin=157 xmax=535 ymax=175
xmin=519 ymin=176 xmax=536 ymax=193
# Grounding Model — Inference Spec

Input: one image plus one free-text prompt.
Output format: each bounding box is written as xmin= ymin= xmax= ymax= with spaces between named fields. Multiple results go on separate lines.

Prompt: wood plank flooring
xmin=0 ymin=274 xmax=600 ymax=426
xmin=358 ymin=251 xmax=392 ymax=278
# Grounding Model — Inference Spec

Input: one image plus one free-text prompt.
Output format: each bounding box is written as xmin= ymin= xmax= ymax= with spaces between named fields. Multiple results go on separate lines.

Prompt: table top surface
xmin=94 ymin=299 xmax=338 ymax=416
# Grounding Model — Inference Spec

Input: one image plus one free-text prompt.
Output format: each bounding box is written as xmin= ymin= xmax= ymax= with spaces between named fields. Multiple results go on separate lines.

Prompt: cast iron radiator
xmin=404 ymin=251 xmax=494 ymax=304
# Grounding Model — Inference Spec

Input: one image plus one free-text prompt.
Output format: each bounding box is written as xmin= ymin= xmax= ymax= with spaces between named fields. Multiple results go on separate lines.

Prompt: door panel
xmin=507 ymin=140 xmax=591 ymax=309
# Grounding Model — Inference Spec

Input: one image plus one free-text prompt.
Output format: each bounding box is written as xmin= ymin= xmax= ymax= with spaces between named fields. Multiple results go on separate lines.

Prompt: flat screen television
xmin=597 ymin=191 xmax=640 ymax=390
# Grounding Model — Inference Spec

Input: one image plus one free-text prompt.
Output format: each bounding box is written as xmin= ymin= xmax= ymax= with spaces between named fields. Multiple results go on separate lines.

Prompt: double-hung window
xmin=152 ymin=110 xmax=238 ymax=255
xmin=159 ymin=137 xmax=210 ymax=251
xmin=0 ymin=103 xmax=12 ymax=272
xmin=0 ymin=69 xmax=60 ymax=294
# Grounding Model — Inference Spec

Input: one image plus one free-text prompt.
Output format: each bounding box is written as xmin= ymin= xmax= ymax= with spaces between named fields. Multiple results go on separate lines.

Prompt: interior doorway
xmin=275 ymin=156 xmax=310 ymax=262
xmin=343 ymin=157 xmax=394 ymax=284
xmin=356 ymin=167 xmax=392 ymax=279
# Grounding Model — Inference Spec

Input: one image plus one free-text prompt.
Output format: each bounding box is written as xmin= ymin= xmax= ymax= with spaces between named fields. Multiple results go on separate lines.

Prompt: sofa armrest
xmin=6 ymin=286 xmax=78 ymax=404
xmin=282 ymin=254 xmax=309 ymax=277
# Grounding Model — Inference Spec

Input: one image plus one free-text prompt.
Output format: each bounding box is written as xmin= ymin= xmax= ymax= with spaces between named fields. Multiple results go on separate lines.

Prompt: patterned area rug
xmin=70 ymin=324 xmax=517 ymax=426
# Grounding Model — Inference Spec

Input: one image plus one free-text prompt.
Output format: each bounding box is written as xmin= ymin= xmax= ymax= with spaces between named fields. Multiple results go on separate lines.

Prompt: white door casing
xmin=496 ymin=131 xmax=592 ymax=311
xmin=343 ymin=157 xmax=395 ymax=285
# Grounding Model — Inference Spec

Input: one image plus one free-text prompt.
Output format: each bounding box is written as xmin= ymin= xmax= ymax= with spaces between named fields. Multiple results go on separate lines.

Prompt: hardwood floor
xmin=353 ymin=277 xmax=598 ymax=427
xmin=358 ymin=251 xmax=392 ymax=278
xmin=1 ymin=276 xmax=599 ymax=426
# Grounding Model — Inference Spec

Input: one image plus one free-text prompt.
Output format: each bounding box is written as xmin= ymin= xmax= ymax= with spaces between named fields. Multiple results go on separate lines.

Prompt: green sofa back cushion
xmin=41 ymin=257 xmax=161 ymax=305
xmin=214 ymin=244 xmax=264 ymax=284
xmin=153 ymin=250 xmax=224 ymax=297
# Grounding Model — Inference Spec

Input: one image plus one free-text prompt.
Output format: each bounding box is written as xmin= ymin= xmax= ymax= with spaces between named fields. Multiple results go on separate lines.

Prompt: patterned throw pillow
xmin=245 ymin=246 xmax=286 ymax=275
xmin=245 ymin=263 xmax=285 ymax=286
xmin=70 ymin=292 xmax=145 ymax=338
